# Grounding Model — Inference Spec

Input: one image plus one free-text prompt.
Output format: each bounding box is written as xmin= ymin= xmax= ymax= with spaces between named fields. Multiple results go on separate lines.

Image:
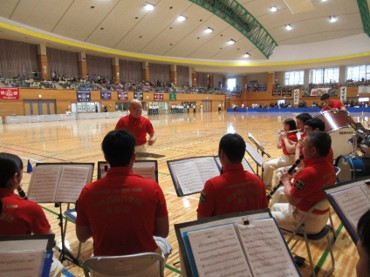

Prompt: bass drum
xmin=315 ymin=110 xmax=356 ymax=159
xmin=335 ymin=155 xmax=370 ymax=182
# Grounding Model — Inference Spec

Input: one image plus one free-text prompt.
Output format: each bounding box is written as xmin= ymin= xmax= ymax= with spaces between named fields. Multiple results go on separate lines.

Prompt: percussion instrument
xmin=315 ymin=110 xmax=356 ymax=159
xmin=335 ymin=155 xmax=370 ymax=182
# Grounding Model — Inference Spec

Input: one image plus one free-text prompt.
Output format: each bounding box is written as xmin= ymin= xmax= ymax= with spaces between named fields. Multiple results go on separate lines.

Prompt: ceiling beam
xmin=357 ymin=0 xmax=370 ymax=37
xmin=189 ymin=0 xmax=278 ymax=59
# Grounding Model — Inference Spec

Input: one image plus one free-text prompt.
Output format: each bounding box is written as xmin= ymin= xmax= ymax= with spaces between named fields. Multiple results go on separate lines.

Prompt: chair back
xmin=83 ymin=252 xmax=164 ymax=277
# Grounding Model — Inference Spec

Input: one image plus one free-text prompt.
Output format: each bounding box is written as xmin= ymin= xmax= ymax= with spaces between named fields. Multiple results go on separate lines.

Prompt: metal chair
xmin=285 ymin=200 xmax=335 ymax=277
xmin=83 ymin=252 xmax=165 ymax=277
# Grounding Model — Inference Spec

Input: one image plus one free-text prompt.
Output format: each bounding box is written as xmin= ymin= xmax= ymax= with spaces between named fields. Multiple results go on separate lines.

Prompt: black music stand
xmin=246 ymin=133 xmax=270 ymax=180
xmin=245 ymin=142 xmax=264 ymax=179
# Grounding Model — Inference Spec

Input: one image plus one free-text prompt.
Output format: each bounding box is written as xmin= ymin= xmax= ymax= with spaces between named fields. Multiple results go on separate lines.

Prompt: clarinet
xmin=267 ymin=155 xmax=303 ymax=201
xmin=16 ymin=185 xmax=28 ymax=200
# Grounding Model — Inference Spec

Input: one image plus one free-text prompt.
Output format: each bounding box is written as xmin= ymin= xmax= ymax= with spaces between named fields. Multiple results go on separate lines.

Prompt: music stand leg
xmin=57 ymin=204 xmax=81 ymax=267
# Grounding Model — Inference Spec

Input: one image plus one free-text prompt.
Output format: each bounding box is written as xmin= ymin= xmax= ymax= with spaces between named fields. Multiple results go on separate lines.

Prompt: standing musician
xmin=115 ymin=99 xmax=156 ymax=153
xmin=0 ymin=152 xmax=63 ymax=277
xmin=320 ymin=93 xmax=346 ymax=111
xmin=270 ymin=131 xmax=336 ymax=234
xmin=262 ymin=118 xmax=298 ymax=190
xmin=197 ymin=133 xmax=267 ymax=219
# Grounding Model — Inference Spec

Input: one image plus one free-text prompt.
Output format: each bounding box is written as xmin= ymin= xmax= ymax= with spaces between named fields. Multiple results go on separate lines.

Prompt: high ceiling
xmin=0 ymin=0 xmax=369 ymax=74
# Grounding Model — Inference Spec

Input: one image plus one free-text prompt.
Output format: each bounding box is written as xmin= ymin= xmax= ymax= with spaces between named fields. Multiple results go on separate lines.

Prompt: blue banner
xmin=77 ymin=90 xmax=91 ymax=102
xmin=100 ymin=90 xmax=111 ymax=100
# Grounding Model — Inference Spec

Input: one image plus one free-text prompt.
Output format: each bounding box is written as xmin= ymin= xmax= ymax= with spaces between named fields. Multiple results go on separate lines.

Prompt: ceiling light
xmin=243 ymin=52 xmax=251 ymax=58
xmin=270 ymin=6 xmax=278 ymax=12
xmin=177 ymin=15 xmax=187 ymax=22
xmin=144 ymin=3 xmax=155 ymax=11
xmin=285 ymin=24 xmax=293 ymax=31
xmin=227 ymin=39 xmax=236 ymax=45
xmin=329 ymin=16 xmax=337 ymax=23
xmin=204 ymin=27 xmax=214 ymax=33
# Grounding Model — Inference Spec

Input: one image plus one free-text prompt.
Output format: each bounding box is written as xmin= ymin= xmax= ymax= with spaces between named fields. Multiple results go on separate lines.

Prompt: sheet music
xmin=170 ymin=157 xmax=220 ymax=195
xmin=331 ymin=185 xmax=370 ymax=231
xmin=27 ymin=166 xmax=61 ymax=202
xmin=133 ymin=163 xmax=156 ymax=180
xmin=55 ymin=166 xmax=91 ymax=203
xmin=187 ymin=224 xmax=253 ymax=277
xmin=0 ymin=250 xmax=44 ymax=277
xmin=236 ymin=219 xmax=300 ymax=277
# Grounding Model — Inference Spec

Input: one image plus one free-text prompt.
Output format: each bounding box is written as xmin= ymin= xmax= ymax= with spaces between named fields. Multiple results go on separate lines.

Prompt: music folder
xmin=324 ymin=177 xmax=370 ymax=244
xmin=0 ymin=234 xmax=55 ymax=277
xmin=175 ymin=209 xmax=301 ymax=277
xmin=168 ymin=156 xmax=255 ymax=197
xmin=27 ymin=163 xmax=94 ymax=203
xmin=97 ymin=160 xmax=158 ymax=182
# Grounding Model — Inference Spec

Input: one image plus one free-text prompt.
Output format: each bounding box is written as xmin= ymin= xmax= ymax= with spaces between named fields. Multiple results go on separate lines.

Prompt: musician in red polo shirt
xmin=320 ymin=93 xmax=346 ymax=111
xmin=115 ymin=99 xmax=156 ymax=153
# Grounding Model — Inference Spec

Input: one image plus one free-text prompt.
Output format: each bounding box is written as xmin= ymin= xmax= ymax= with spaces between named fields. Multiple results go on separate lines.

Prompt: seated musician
xmin=0 ymin=152 xmax=63 ymax=277
xmin=270 ymin=131 xmax=336 ymax=234
xmin=262 ymin=118 xmax=298 ymax=190
xmin=75 ymin=130 xmax=171 ymax=258
xmin=270 ymin=118 xmax=335 ymax=205
xmin=357 ymin=208 xmax=370 ymax=277
xmin=197 ymin=133 xmax=267 ymax=219
xmin=320 ymin=93 xmax=346 ymax=111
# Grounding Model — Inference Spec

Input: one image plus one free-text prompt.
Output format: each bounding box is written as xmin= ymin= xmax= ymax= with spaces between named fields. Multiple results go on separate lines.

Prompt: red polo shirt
xmin=76 ymin=167 xmax=168 ymax=256
xmin=290 ymin=157 xmax=336 ymax=212
xmin=115 ymin=114 xmax=154 ymax=146
xmin=197 ymin=163 xmax=268 ymax=217
xmin=0 ymin=188 xmax=50 ymax=235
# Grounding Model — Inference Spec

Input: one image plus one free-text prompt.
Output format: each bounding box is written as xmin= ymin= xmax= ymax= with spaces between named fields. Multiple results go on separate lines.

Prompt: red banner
xmin=0 ymin=87 xmax=20 ymax=100
xmin=154 ymin=93 xmax=164 ymax=101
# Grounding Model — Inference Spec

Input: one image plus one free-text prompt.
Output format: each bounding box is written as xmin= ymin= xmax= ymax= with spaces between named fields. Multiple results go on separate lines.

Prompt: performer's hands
xmin=148 ymin=136 xmax=156 ymax=146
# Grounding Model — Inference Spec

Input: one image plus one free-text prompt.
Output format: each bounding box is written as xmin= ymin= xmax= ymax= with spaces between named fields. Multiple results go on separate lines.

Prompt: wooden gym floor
xmin=1 ymin=110 xmax=367 ymax=277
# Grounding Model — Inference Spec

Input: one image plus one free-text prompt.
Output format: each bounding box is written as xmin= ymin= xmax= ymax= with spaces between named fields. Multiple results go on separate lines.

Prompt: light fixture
xmin=329 ymin=16 xmax=337 ymax=23
xmin=144 ymin=3 xmax=155 ymax=11
xmin=227 ymin=39 xmax=236 ymax=45
xmin=243 ymin=52 xmax=251 ymax=58
xmin=204 ymin=27 xmax=214 ymax=33
xmin=270 ymin=6 xmax=278 ymax=12
xmin=177 ymin=15 xmax=187 ymax=22
xmin=285 ymin=24 xmax=293 ymax=31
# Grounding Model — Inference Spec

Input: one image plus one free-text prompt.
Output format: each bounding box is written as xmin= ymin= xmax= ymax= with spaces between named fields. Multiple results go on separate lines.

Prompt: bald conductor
xmin=115 ymin=99 xmax=156 ymax=152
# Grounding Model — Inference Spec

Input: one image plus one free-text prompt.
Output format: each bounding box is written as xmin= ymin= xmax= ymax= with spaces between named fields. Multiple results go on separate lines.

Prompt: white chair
xmin=285 ymin=200 xmax=335 ymax=277
xmin=83 ymin=252 xmax=165 ymax=277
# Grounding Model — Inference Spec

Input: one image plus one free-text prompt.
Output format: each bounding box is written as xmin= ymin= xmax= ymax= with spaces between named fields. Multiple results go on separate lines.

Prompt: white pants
xmin=263 ymin=154 xmax=295 ymax=189
xmin=135 ymin=144 xmax=147 ymax=153
xmin=271 ymin=203 xmax=329 ymax=234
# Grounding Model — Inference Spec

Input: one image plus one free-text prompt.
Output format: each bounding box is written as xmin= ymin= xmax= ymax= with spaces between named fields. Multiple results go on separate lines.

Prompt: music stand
xmin=247 ymin=133 xmax=271 ymax=158
xmin=245 ymin=142 xmax=264 ymax=178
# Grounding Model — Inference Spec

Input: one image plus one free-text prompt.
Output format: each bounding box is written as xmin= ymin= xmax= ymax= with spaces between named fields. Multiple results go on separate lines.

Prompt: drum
xmin=315 ymin=110 xmax=356 ymax=158
xmin=335 ymin=155 xmax=370 ymax=182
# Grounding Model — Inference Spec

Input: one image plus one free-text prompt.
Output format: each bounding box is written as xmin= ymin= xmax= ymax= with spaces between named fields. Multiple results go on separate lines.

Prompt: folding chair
xmin=83 ymin=252 xmax=165 ymax=277
xmin=285 ymin=200 xmax=335 ymax=277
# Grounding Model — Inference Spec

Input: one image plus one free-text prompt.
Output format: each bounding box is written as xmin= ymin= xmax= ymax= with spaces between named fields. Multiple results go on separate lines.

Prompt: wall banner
xmin=0 ymin=87 xmax=20 ymax=100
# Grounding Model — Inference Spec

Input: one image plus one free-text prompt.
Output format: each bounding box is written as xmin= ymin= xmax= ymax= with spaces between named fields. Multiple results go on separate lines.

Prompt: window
xmin=284 ymin=71 xmax=304 ymax=86
xmin=346 ymin=65 xmax=370 ymax=81
xmin=309 ymin=67 xmax=339 ymax=84
xmin=227 ymin=78 xmax=236 ymax=91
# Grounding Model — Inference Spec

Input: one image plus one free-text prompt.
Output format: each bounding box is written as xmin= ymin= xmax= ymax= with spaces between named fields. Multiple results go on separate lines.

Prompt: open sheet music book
xmin=167 ymin=156 xmax=221 ymax=197
xmin=175 ymin=209 xmax=300 ymax=277
xmin=168 ymin=156 xmax=255 ymax=197
xmin=324 ymin=177 xmax=370 ymax=243
xmin=0 ymin=234 xmax=55 ymax=277
xmin=27 ymin=163 xmax=94 ymax=203
xmin=97 ymin=160 xmax=158 ymax=182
